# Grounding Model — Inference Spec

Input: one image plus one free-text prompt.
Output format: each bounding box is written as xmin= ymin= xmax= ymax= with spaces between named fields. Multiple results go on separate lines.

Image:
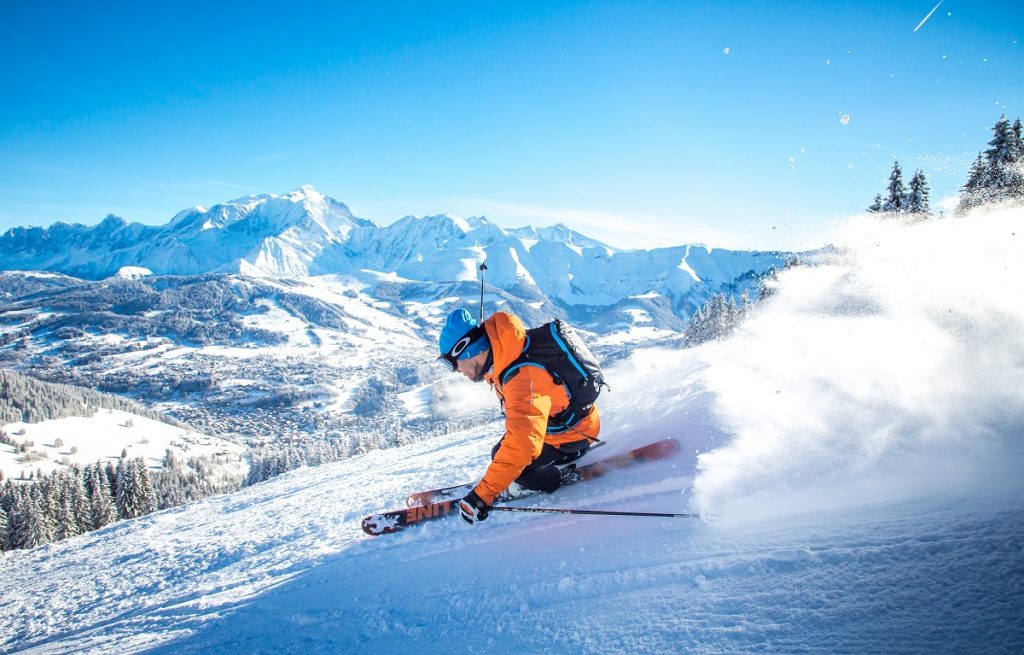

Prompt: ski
xmin=405 ymin=440 xmax=608 ymax=508
xmin=361 ymin=498 xmax=463 ymax=536
xmin=362 ymin=438 xmax=680 ymax=536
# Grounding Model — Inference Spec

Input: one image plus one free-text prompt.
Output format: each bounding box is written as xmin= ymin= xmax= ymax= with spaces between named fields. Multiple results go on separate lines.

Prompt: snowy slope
xmin=4 ymin=425 xmax=1019 ymax=655
xmin=0 ymin=410 xmax=242 ymax=481
xmin=1 ymin=207 xmax=1022 ymax=654
xmin=0 ymin=271 xmax=83 ymax=301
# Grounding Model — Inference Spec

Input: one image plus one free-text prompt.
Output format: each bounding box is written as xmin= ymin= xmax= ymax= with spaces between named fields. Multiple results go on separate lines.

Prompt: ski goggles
xmin=437 ymin=352 xmax=459 ymax=372
xmin=437 ymin=326 xmax=485 ymax=372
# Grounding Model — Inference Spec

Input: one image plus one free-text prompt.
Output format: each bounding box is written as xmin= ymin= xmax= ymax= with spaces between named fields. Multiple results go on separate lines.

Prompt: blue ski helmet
xmin=439 ymin=308 xmax=489 ymax=361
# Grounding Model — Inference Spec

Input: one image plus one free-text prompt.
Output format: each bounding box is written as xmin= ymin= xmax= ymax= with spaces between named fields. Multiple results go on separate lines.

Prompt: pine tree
xmin=882 ymin=161 xmax=907 ymax=213
xmin=685 ymin=293 xmax=745 ymax=345
xmin=136 ymin=459 xmax=156 ymax=516
xmin=72 ymin=473 xmax=93 ymax=534
xmin=88 ymin=466 xmax=117 ymax=530
xmin=115 ymin=457 xmax=131 ymax=519
xmin=758 ymin=267 xmax=779 ymax=300
xmin=906 ymin=170 xmax=931 ymax=217
xmin=13 ymin=495 xmax=51 ymax=549
xmin=0 ymin=480 xmax=16 ymax=519
xmin=38 ymin=478 xmax=59 ymax=537
xmin=867 ymin=194 xmax=883 ymax=213
xmin=711 ymin=295 xmax=732 ymax=338
xmin=0 ymin=505 xmax=9 ymax=551
xmin=55 ymin=494 xmax=79 ymax=541
xmin=960 ymin=115 xmax=1024 ymax=212
xmin=116 ymin=458 xmax=155 ymax=520
xmin=959 ymin=154 xmax=990 ymax=213
xmin=8 ymin=505 xmax=27 ymax=550
xmin=984 ymin=115 xmax=1019 ymax=184
xmin=104 ymin=461 xmax=118 ymax=498
xmin=684 ymin=305 xmax=709 ymax=345
xmin=164 ymin=448 xmax=179 ymax=470
xmin=4 ymin=489 xmax=23 ymax=550
xmin=154 ymin=467 xmax=187 ymax=509
xmin=1010 ymin=118 xmax=1024 ymax=199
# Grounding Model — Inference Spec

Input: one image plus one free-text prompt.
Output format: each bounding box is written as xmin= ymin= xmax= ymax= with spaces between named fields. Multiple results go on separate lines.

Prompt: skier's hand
xmin=459 ymin=490 xmax=490 ymax=525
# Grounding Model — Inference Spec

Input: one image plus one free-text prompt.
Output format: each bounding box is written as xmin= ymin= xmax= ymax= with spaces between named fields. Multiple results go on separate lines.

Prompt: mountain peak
xmin=284 ymin=185 xmax=324 ymax=203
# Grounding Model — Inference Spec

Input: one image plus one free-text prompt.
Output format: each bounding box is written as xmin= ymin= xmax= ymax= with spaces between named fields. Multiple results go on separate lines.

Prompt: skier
xmin=436 ymin=308 xmax=602 ymax=525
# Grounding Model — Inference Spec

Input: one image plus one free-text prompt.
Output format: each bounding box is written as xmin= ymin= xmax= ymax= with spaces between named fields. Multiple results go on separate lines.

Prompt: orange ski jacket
xmin=473 ymin=312 xmax=601 ymax=504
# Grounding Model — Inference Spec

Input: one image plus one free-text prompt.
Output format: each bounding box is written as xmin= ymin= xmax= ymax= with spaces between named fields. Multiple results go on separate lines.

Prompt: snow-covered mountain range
xmin=0 ymin=187 xmax=372 ymax=279
xmin=0 ymin=186 xmax=793 ymax=325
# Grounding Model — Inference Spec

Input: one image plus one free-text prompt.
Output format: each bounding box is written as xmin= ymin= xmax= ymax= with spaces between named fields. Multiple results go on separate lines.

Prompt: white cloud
xmin=364 ymin=195 xmax=838 ymax=252
xmin=444 ymin=197 xmax=817 ymax=251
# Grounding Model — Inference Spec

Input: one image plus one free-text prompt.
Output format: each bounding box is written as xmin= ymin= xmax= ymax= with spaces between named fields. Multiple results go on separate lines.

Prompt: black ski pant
xmin=490 ymin=437 xmax=592 ymax=494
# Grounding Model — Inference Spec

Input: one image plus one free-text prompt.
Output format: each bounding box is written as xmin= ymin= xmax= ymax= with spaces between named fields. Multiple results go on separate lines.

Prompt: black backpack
xmin=498 ymin=319 xmax=607 ymax=433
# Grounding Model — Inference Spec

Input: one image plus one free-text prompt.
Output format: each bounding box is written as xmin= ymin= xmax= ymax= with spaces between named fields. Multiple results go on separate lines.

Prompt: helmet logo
xmin=450 ymin=335 xmax=473 ymax=358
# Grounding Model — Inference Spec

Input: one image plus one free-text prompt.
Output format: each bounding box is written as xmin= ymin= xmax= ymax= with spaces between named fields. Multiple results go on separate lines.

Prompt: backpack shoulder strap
xmin=498 ymin=330 xmax=542 ymax=385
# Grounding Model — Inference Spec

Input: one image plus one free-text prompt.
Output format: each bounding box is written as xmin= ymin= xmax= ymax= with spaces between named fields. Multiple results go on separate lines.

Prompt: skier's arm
xmin=474 ymin=369 xmax=551 ymax=504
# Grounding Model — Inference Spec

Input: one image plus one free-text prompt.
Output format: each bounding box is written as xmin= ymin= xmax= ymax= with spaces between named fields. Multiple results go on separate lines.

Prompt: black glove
xmin=459 ymin=490 xmax=490 ymax=525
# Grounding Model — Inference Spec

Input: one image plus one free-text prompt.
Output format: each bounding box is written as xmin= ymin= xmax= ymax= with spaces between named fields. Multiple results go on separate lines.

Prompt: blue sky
xmin=1 ymin=1 xmax=1021 ymax=249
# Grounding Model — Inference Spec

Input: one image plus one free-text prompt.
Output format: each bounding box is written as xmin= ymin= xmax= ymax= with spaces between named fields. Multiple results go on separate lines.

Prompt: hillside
xmin=0 ymin=369 xmax=242 ymax=482
xmin=0 ymin=207 xmax=1021 ymax=654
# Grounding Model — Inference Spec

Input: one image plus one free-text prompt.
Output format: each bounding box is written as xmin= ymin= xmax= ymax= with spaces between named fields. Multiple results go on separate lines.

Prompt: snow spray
xmin=691 ymin=204 xmax=1024 ymax=517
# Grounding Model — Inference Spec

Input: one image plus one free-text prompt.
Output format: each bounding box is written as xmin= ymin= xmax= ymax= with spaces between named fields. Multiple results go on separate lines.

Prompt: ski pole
xmin=490 ymin=506 xmax=702 ymax=519
xmin=478 ymin=262 xmax=488 ymax=322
